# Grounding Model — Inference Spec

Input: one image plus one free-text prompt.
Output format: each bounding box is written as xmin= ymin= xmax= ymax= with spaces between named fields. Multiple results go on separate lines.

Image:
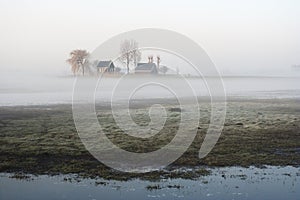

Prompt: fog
xmin=1 ymin=0 xmax=300 ymax=106
xmin=0 ymin=73 xmax=299 ymax=106
xmin=0 ymin=0 xmax=300 ymax=77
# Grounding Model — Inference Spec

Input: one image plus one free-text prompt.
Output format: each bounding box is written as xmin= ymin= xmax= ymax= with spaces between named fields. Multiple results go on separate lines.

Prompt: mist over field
xmin=0 ymin=72 xmax=299 ymax=106
xmin=1 ymin=0 xmax=300 ymax=77
xmin=1 ymin=1 xmax=300 ymax=200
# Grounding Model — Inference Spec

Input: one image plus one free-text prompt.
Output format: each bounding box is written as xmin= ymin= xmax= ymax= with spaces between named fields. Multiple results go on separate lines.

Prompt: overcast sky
xmin=0 ymin=0 xmax=299 ymax=76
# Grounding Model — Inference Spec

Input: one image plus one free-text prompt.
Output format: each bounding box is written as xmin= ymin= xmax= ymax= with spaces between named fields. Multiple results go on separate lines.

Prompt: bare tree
xmin=119 ymin=39 xmax=141 ymax=73
xmin=120 ymin=40 xmax=131 ymax=73
xmin=66 ymin=52 xmax=79 ymax=75
xmin=67 ymin=49 xmax=89 ymax=76
xmin=132 ymin=40 xmax=141 ymax=68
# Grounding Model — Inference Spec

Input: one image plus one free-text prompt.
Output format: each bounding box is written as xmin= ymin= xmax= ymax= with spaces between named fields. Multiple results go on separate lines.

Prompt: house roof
xmin=97 ymin=61 xmax=114 ymax=68
xmin=135 ymin=63 xmax=157 ymax=71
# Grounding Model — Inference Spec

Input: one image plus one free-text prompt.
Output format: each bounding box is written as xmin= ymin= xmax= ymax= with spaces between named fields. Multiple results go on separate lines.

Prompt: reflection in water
xmin=0 ymin=166 xmax=299 ymax=200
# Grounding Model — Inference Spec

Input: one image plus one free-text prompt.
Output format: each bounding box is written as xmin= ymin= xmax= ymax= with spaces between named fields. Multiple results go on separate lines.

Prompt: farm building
xmin=97 ymin=61 xmax=115 ymax=73
xmin=135 ymin=63 xmax=158 ymax=74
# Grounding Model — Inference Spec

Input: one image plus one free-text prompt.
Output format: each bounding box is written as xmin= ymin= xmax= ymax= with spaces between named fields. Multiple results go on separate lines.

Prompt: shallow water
xmin=0 ymin=73 xmax=300 ymax=106
xmin=1 ymin=166 xmax=299 ymax=200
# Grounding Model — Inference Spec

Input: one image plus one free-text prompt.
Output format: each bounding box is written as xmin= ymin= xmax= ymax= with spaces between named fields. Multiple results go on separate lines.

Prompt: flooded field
xmin=0 ymin=75 xmax=300 ymax=106
xmin=1 ymin=166 xmax=299 ymax=200
xmin=1 ymin=75 xmax=300 ymax=199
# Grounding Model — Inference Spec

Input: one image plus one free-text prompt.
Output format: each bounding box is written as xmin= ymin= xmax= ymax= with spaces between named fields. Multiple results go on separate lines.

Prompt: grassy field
xmin=0 ymin=98 xmax=300 ymax=180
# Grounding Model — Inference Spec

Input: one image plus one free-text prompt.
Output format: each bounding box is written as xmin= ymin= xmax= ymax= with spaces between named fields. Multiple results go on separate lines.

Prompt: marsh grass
xmin=0 ymin=99 xmax=300 ymax=180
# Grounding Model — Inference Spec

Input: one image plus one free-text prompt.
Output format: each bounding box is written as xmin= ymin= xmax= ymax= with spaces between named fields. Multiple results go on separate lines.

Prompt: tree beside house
xmin=67 ymin=40 xmax=173 ymax=76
